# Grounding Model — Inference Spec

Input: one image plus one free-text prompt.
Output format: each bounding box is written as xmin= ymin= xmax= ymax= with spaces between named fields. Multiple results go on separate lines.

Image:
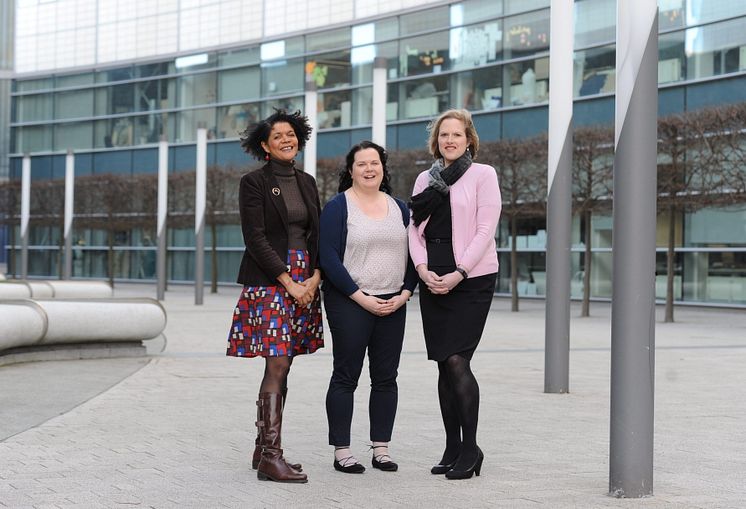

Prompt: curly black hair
xmin=239 ymin=109 xmax=313 ymax=160
xmin=338 ymin=140 xmax=392 ymax=194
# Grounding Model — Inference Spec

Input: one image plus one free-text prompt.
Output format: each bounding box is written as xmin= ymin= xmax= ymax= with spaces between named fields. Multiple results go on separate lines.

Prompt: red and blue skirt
xmin=226 ymin=249 xmax=324 ymax=358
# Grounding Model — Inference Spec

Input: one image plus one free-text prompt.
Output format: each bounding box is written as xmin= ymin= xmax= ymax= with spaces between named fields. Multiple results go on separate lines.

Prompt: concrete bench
xmin=0 ymin=280 xmax=114 ymax=299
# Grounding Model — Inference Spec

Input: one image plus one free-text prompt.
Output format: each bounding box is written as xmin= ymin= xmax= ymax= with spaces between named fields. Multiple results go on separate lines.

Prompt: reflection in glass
xmin=451 ymin=66 xmax=502 ymax=110
xmin=15 ymin=78 xmax=54 ymax=92
xmin=95 ymin=117 xmax=135 ymax=148
xmin=54 ymin=122 xmax=94 ymax=151
xmin=659 ymin=32 xmax=685 ymax=84
xmin=451 ymin=0 xmax=502 ymax=25
xmin=55 ymin=89 xmax=94 ymax=119
xmin=659 ymin=0 xmax=684 ymax=30
xmin=685 ymin=2 xmax=746 ymax=26
xmin=307 ymin=50 xmax=351 ymax=89
xmin=318 ymin=90 xmax=352 ymax=128
xmin=14 ymin=126 xmax=52 ymax=153
xmin=307 ymin=28 xmax=351 ymax=52
xmin=261 ymin=59 xmax=304 ymax=96
xmin=136 ymin=79 xmax=174 ymax=112
xmin=219 ymin=67 xmax=261 ymax=102
xmin=400 ymin=30 xmax=450 ymax=77
xmin=217 ymin=103 xmax=260 ymax=139
xmin=399 ymin=75 xmax=449 ymax=119
xmin=400 ymin=6 xmax=450 ymax=35
xmin=574 ymin=45 xmax=615 ymax=97
xmin=504 ymin=57 xmax=549 ymax=106
xmin=95 ymin=83 xmax=135 ymax=116
xmin=262 ymin=96 xmax=304 ymax=118
xmin=685 ymin=17 xmax=746 ymax=80
xmin=503 ymin=10 xmax=550 ymax=60
xmin=352 ymin=87 xmax=373 ymax=126
xmin=219 ymin=46 xmax=260 ymax=67
xmin=574 ymin=0 xmax=615 ymax=48
xmin=449 ymin=20 xmax=503 ymax=71
xmin=134 ymin=113 xmax=171 ymax=144
xmin=177 ymin=73 xmax=217 ymax=108
xmin=176 ymin=108 xmax=217 ymax=143
xmin=14 ymin=94 xmax=53 ymax=122
xmin=505 ymin=0 xmax=549 ymax=16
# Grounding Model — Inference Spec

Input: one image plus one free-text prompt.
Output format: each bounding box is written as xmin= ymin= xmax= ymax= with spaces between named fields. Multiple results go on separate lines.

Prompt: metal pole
xmin=0 ymin=0 xmax=14 ymax=181
xmin=63 ymin=150 xmax=74 ymax=279
xmin=544 ymin=0 xmax=574 ymax=394
xmin=609 ymin=3 xmax=658 ymax=498
xmin=157 ymin=137 xmax=168 ymax=300
xmin=20 ymin=154 xmax=30 ymax=279
xmin=194 ymin=127 xmax=207 ymax=305
xmin=304 ymin=78 xmax=318 ymax=178
xmin=372 ymin=56 xmax=388 ymax=147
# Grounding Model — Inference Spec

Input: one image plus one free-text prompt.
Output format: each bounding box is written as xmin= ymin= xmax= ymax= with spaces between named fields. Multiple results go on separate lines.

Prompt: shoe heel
xmin=475 ymin=452 xmax=484 ymax=476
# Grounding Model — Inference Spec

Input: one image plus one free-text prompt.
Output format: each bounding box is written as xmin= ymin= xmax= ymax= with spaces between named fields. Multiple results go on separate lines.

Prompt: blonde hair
xmin=427 ymin=109 xmax=480 ymax=160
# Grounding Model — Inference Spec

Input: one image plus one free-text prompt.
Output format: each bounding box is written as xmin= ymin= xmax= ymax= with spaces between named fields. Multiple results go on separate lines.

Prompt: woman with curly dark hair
xmin=226 ymin=109 xmax=323 ymax=484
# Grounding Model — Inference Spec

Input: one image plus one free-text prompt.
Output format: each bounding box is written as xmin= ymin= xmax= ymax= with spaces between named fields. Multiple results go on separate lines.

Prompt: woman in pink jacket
xmin=409 ymin=109 xmax=501 ymax=480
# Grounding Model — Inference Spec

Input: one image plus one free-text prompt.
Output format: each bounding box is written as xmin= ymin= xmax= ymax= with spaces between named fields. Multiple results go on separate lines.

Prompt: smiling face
xmin=350 ymin=147 xmax=384 ymax=191
xmin=261 ymin=121 xmax=299 ymax=162
xmin=437 ymin=117 xmax=470 ymax=166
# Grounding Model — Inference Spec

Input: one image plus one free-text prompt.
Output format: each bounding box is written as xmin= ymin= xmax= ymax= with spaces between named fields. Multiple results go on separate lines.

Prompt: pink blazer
xmin=408 ymin=162 xmax=501 ymax=278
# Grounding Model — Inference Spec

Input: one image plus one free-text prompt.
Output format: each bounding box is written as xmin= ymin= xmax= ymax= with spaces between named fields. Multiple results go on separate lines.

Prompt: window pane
xmin=374 ymin=18 xmax=399 ymax=42
xmin=574 ymin=45 xmax=615 ymax=97
xmin=14 ymin=126 xmax=52 ymax=153
xmin=262 ymin=96 xmax=304 ymax=118
xmin=219 ymin=46 xmax=261 ymax=67
xmin=398 ymin=75 xmax=450 ymax=119
xmin=55 ymin=73 xmax=95 ymax=88
xmin=136 ymin=79 xmax=175 ymax=112
xmin=14 ymin=94 xmax=53 ymax=122
xmin=400 ymin=6 xmax=450 ymax=35
xmin=386 ymin=83 xmax=399 ymax=121
xmin=55 ymin=89 xmax=94 ymax=119
xmin=217 ymin=103 xmax=261 ymax=139
xmin=452 ymin=0 xmax=502 ymax=25
xmin=308 ymin=50 xmax=351 ymax=89
xmin=94 ymin=118 xmax=134 ymax=148
xmin=96 ymin=66 xmax=134 ymax=83
xmin=262 ymin=59 xmax=303 ymax=96
xmin=400 ymin=30 xmax=450 ymax=77
xmin=685 ymin=2 xmax=746 ymax=26
xmin=177 ymin=73 xmax=217 ymax=108
xmin=504 ymin=10 xmax=550 ymax=60
xmin=219 ymin=67 xmax=261 ymax=102
xmin=135 ymin=62 xmax=169 ymax=78
xmin=54 ymin=122 xmax=93 ymax=151
xmin=505 ymin=0 xmax=549 ymax=16
xmin=351 ymin=87 xmax=372 ymax=126
xmin=176 ymin=108 xmax=216 ymax=143
xmin=574 ymin=0 xmax=615 ymax=48
xmin=659 ymin=32 xmax=685 ymax=84
xmin=307 ymin=27 xmax=351 ymax=52
xmin=660 ymin=0 xmax=684 ymax=30
xmin=16 ymin=78 xmax=54 ymax=92
xmin=450 ymin=20 xmax=503 ymax=71
xmin=685 ymin=17 xmax=746 ymax=80
xmin=505 ymin=57 xmax=549 ymax=106
xmin=133 ymin=113 xmax=171 ymax=145
xmin=318 ymin=90 xmax=352 ymax=128
xmin=95 ymin=83 xmax=135 ymax=115
xmin=451 ymin=66 xmax=503 ymax=110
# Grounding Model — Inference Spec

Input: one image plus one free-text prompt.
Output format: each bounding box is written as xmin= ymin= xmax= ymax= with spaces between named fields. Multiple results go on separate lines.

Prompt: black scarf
xmin=409 ymin=152 xmax=472 ymax=226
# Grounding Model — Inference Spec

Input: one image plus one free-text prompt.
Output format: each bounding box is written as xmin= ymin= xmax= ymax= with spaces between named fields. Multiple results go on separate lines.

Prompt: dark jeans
xmin=323 ymin=287 xmax=406 ymax=446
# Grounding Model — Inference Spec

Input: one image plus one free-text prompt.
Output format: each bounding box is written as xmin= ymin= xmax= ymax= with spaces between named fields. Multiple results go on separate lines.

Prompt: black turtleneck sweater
xmin=270 ymin=159 xmax=309 ymax=250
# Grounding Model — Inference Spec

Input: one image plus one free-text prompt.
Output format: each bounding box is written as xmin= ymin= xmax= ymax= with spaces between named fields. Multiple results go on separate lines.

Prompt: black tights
xmin=259 ymin=357 xmax=294 ymax=395
xmin=437 ymin=353 xmax=480 ymax=468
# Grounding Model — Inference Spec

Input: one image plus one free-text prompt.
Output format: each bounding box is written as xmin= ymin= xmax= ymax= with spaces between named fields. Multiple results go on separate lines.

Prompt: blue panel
xmin=386 ymin=126 xmax=398 ymax=150
xmin=473 ymin=112 xmax=501 ymax=141
xmin=75 ymin=153 xmax=94 ymax=176
xmin=502 ymin=106 xmax=548 ymax=139
xmin=659 ymin=87 xmax=684 ymax=117
xmin=51 ymin=155 xmax=66 ymax=180
xmin=573 ymin=98 xmax=614 ymax=129
xmin=173 ymin=145 xmax=197 ymax=172
xmin=10 ymin=157 xmax=22 ymax=180
xmin=132 ymin=148 xmax=158 ymax=174
xmin=318 ymin=131 xmax=351 ymax=159
xmin=215 ymin=140 xmax=249 ymax=167
xmin=93 ymin=150 xmax=132 ymax=175
xmin=396 ymin=121 xmax=429 ymax=150
xmin=349 ymin=128 xmax=373 ymax=146
xmin=30 ymin=156 xmax=53 ymax=180
xmin=207 ymin=143 xmax=217 ymax=166
xmin=686 ymin=75 xmax=746 ymax=111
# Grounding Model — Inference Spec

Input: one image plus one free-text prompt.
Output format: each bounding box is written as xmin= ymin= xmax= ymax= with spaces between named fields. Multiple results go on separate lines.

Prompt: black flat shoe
xmin=370 ymin=445 xmax=398 ymax=472
xmin=445 ymin=447 xmax=484 ymax=480
xmin=333 ymin=457 xmax=366 ymax=474
xmin=430 ymin=460 xmax=457 ymax=475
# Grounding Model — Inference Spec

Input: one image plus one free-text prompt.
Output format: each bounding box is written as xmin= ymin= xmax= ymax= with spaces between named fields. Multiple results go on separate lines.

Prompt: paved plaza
xmin=1 ymin=283 xmax=745 ymax=508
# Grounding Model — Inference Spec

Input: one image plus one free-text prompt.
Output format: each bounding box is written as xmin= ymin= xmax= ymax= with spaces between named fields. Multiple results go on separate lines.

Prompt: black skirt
xmin=419 ymin=197 xmax=496 ymax=361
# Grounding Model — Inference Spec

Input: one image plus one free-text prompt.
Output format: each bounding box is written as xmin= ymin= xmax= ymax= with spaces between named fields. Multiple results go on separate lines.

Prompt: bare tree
xmin=0 ymin=180 xmax=21 ymax=276
xmin=206 ymin=164 xmax=242 ymax=292
xmin=572 ymin=126 xmax=614 ymax=316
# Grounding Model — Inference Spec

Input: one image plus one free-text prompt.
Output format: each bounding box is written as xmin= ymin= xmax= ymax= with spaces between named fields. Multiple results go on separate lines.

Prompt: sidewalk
xmin=1 ymin=283 xmax=745 ymax=508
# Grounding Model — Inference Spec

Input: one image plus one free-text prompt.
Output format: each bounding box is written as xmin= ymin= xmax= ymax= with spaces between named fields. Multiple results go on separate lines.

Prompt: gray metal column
xmin=544 ymin=0 xmax=574 ymax=394
xmin=609 ymin=2 xmax=658 ymax=498
xmin=194 ymin=128 xmax=207 ymax=305
xmin=63 ymin=150 xmax=74 ymax=279
xmin=304 ymin=78 xmax=318 ymax=178
xmin=156 ymin=137 xmax=168 ymax=300
xmin=372 ymin=57 xmax=388 ymax=147
xmin=0 ymin=0 xmax=14 ymax=181
xmin=20 ymin=154 xmax=30 ymax=278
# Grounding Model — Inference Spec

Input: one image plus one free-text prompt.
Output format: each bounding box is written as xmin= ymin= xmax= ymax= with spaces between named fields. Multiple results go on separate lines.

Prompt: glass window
xmin=505 ymin=0 xmax=549 ymax=16
xmin=135 ymin=63 xmax=169 ymax=79
xmin=136 ymin=79 xmax=175 ymax=112
xmin=504 ymin=57 xmax=549 ymax=106
xmin=95 ymin=66 xmax=134 ymax=83
xmin=133 ymin=112 xmax=172 ymax=145
xmin=318 ymin=90 xmax=352 ymax=128
xmin=217 ymin=103 xmax=261 ymax=139
xmin=219 ymin=67 xmax=261 ymax=102
xmin=504 ymin=10 xmax=550 ymax=60
xmin=574 ymin=0 xmax=615 ymax=48
xmin=15 ymin=78 xmax=53 ymax=92
xmin=94 ymin=117 xmax=137 ymax=148
xmin=451 ymin=66 xmax=503 ymax=111
xmin=55 ymin=73 xmax=95 ymax=89
xmin=351 ymin=87 xmax=373 ymax=126
xmin=55 ymin=89 xmax=94 ymax=119
xmin=374 ymin=18 xmax=398 ymax=42
xmin=260 ymin=37 xmax=304 ymax=62
xmin=386 ymin=83 xmax=399 ymax=121
xmin=450 ymin=20 xmax=503 ymax=71
xmin=14 ymin=125 xmax=52 ymax=153
xmin=54 ymin=122 xmax=93 ymax=151
xmin=95 ymin=83 xmax=135 ymax=116
xmin=14 ymin=94 xmax=53 ymax=123
xmin=400 ymin=6 xmax=450 ymax=36
xmin=659 ymin=32 xmax=685 ymax=84
xmin=398 ymin=75 xmax=450 ymax=119
xmin=261 ymin=59 xmax=304 ymax=96
xmin=307 ymin=50 xmax=351 ymax=89
xmin=307 ymin=27 xmax=351 ymax=52
xmin=685 ymin=2 xmax=746 ymax=26
xmin=262 ymin=96 xmax=304 ymax=118
xmin=451 ymin=0 xmax=502 ymax=25
xmin=685 ymin=17 xmax=746 ymax=80
xmin=574 ymin=45 xmax=615 ymax=97
xmin=171 ymin=53 xmax=217 ymax=74
xmin=175 ymin=108 xmax=217 ymax=143
xmin=219 ymin=46 xmax=260 ymax=67
xmin=400 ymin=30 xmax=450 ymax=77
xmin=177 ymin=72 xmax=217 ymax=108
xmin=659 ymin=0 xmax=684 ymax=31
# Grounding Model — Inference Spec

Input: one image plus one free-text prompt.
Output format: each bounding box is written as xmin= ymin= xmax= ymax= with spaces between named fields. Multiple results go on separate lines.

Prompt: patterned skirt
xmin=226 ymin=249 xmax=324 ymax=358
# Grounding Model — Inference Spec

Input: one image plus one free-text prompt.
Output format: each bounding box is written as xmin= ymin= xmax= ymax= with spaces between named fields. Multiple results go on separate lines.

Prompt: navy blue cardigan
xmin=320 ymin=192 xmax=418 ymax=296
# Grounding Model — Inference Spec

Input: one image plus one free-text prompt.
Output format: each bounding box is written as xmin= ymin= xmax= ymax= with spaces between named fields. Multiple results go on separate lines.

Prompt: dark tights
xmin=436 ymin=353 xmax=480 ymax=468
xmin=259 ymin=356 xmax=294 ymax=395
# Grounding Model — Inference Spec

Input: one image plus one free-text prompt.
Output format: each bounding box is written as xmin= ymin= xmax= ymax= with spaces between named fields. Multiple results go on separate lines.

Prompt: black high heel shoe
xmin=431 ymin=448 xmax=460 ymax=474
xmin=445 ymin=447 xmax=483 ymax=480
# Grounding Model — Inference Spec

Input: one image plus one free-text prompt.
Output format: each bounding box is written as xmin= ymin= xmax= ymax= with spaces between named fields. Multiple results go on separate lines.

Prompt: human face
xmin=437 ymin=117 xmax=469 ymax=166
xmin=350 ymin=147 xmax=384 ymax=192
xmin=261 ymin=121 xmax=299 ymax=162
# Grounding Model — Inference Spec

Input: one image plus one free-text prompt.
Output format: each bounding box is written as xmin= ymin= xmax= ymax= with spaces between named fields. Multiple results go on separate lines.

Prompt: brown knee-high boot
xmin=256 ymin=392 xmax=307 ymax=483
xmin=252 ymin=388 xmax=302 ymax=471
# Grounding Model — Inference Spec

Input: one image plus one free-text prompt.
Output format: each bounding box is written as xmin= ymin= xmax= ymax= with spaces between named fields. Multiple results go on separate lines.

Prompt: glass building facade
xmin=3 ymin=0 xmax=746 ymax=306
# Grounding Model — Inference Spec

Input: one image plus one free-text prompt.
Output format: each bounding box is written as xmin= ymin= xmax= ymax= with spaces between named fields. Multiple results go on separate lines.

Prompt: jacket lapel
xmin=262 ymin=165 xmax=289 ymax=233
